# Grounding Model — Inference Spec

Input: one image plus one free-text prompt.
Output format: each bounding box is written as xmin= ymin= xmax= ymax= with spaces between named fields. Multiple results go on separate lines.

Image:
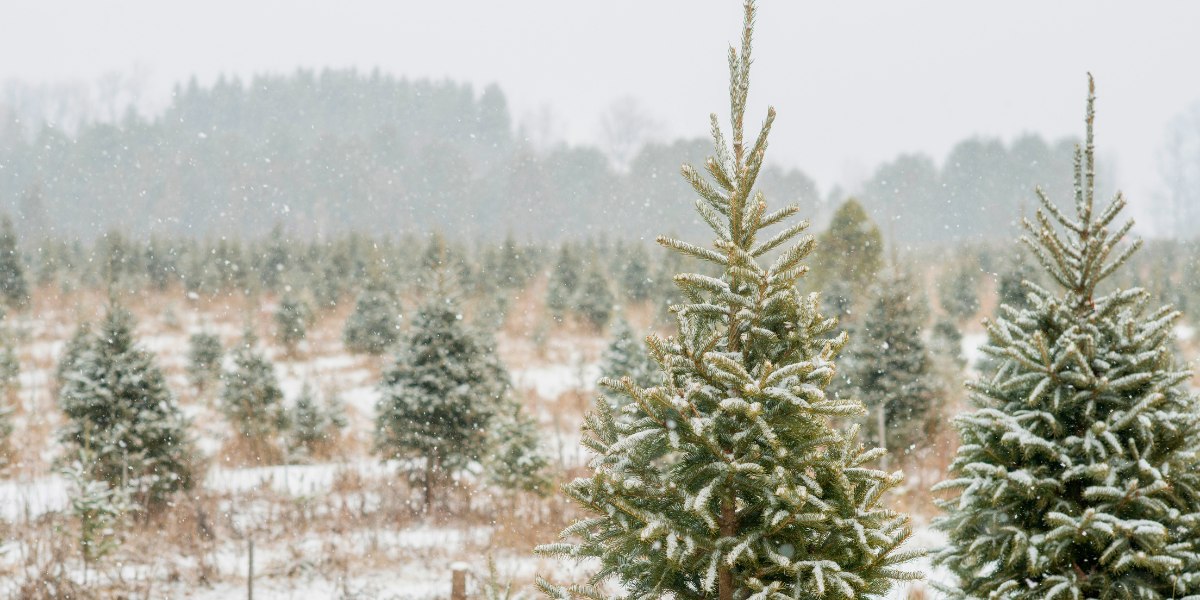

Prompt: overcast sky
xmin=3 ymin=1 xmax=1198 ymax=231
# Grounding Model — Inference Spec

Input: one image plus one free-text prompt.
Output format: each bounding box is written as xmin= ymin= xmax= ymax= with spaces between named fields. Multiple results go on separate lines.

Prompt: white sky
xmin=2 ymin=1 xmax=1198 ymax=231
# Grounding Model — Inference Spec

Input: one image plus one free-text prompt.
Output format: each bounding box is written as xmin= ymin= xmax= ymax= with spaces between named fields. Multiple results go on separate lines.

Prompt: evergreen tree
xmin=274 ymin=292 xmax=312 ymax=355
xmin=995 ymin=250 xmax=1039 ymax=312
xmin=186 ymin=331 xmax=224 ymax=393
xmin=486 ymin=400 xmax=550 ymax=495
xmin=57 ymin=306 xmax=194 ymax=508
xmin=599 ymin=317 xmax=658 ymax=390
xmin=808 ymin=198 xmax=883 ymax=318
xmin=619 ymin=243 xmax=654 ymax=302
xmin=933 ymin=78 xmax=1200 ymax=599
xmin=288 ymin=383 xmax=347 ymax=460
xmin=0 ymin=323 xmax=19 ymax=399
xmin=220 ymin=331 xmax=287 ymax=460
xmin=938 ymin=262 xmax=981 ymax=323
xmin=0 ymin=215 xmax=29 ymax=310
xmin=56 ymin=321 xmax=92 ymax=393
xmin=374 ymin=298 xmax=508 ymax=509
xmin=546 ymin=244 xmax=582 ymax=320
xmin=576 ymin=264 xmax=615 ymax=330
xmin=536 ymin=4 xmax=919 ymax=597
xmin=841 ymin=270 xmax=942 ymax=460
xmin=343 ymin=276 xmax=402 ymax=355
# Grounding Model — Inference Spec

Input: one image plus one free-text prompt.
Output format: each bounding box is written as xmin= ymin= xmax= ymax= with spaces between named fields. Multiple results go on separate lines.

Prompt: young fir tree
xmin=56 ymin=322 xmax=93 ymax=393
xmin=343 ymin=276 xmax=402 ymax=355
xmin=577 ymin=264 xmax=616 ymax=331
xmin=933 ymin=77 xmax=1200 ymax=599
xmin=536 ymin=4 xmax=919 ymax=597
xmin=486 ymin=399 xmax=551 ymax=495
xmin=274 ymin=291 xmax=312 ymax=355
xmin=187 ymin=330 xmax=224 ymax=393
xmin=808 ymin=199 xmax=883 ymax=319
xmin=938 ymin=262 xmax=981 ymax=324
xmin=546 ymin=244 xmax=582 ymax=320
xmin=0 ymin=215 xmax=29 ymax=310
xmin=288 ymin=382 xmax=347 ymax=460
xmin=599 ymin=317 xmax=659 ymax=390
xmin=0 ymin=324 xmax=19 ymax=399
xmin=220 ymin=331 xmax=287 ymax=461
xmin=374 ymin=298 xmax=510 ymax=509
xmin=57 ymin=306 xmax=194 ymax=508
xmin=841 ymin=270 xmax=942 ymax=461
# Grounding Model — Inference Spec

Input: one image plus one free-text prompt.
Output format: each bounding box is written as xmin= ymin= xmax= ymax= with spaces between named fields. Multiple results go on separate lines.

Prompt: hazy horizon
xmin=4 ymin=1 xmax=1200 ymax=233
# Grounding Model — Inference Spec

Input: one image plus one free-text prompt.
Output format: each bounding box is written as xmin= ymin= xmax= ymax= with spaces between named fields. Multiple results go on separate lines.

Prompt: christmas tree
xmin=938 ymin=262 xmax=981 ymax=324
xmin=599 ymin=317 xmax=659 ymax=390
xmin=933 ymin=77 xmax=1200 ymax=598
xmin=536 ymin=3 xmax=920 ymax=597
xmin=374 ymin=297 xmax=511 ymax=509
xmin=343 ymin=275 xmax=402 ymax=355
xmin=57 ymin=306 xmax=194 ymax=508
xmin=577 ymin=264 xmax=615 ymax=331
xmin=288 ymin=382 xmax=347 ymax=460
xmin=841 ymin=269 xmax=942 ymax=461
xmin=275 ymin=291 xmax=312 ymax=355
xmin=220 ymin=331 xmax=287 ymax=461
xmin=186 ymin=330 xmax=224 ymax=394
xmin=0 ymin=215 xmax=29 ymax=310
xmin=809 ymin=199 xmax=883 ymax=319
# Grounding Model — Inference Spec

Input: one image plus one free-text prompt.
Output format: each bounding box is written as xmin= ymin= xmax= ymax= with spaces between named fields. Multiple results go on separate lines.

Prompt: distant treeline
xmin=0 ymin=69 xmax=1095 ymax=243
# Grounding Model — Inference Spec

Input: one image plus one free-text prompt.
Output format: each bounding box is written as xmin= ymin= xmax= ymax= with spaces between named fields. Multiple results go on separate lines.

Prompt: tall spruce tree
xmin=808 ymin=199 xmax=883 ymax=319
xmin=933 ymin=77 xmax=1200 ymax=599
xmin=343 ymin=275 xmax=402 ymax=355
xmin=57 ymin=306 xmax=193 ymax=508
xmin=536 ymin=3 xmax=919 ymax=597
xmin=374 ymin=298 xmax=509 ymax=509
xmin=599 ymin=317 xmax=659 ymax=390
xmin=0 ymin=215 xmax=29 ymax=310
xmin=220 ymin=331 xmax=287 ymax=461
xmin=841 ymin=269 xmax=942 ymax=461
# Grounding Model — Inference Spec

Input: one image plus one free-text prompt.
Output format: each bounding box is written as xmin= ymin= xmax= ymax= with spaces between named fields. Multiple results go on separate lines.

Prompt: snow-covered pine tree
xmin=58 ymin=306 xmax=194 ymax=508
xmin=275 ymin=291 xmax=311 ymax=355
xmin=546 ymin=243 xmax=582 ymax=320
xmin=599 ymin=317 xmax=659 ymax=390
xmin=576 ymin=264 xmax=615 ymax=331
xmin=938 ymin=262 xmax=981 ymax=324
xmin=486 ymin=399 xmax=550 ymax=495
xmin=809 ymin=198 xmax=883 ymax=320
xmin=374 ymin=298 xmax=509 ymax=509
xmin=0 ymin=322 xmax=19 ymax=399
xmin=187 ymin=330 xmax=224 ymax=393
xmin=933 ymin=77 xmax=1200 ymax=599
xmin=0 ymin=215 xmax=29 ymax=310
xmin=288 ymin=382 xmax=347 ymax=460
xmin=220 ymin=331 xmax=287 ymax=462
xmin=343 ymin=275 xmax=402 ymax=355
xmin=841 ymin=269 xmax=942 ymax=461
xmin=55 ymin=321 xmax=92 ymax=393
xmin=536 ymin=3 xmax=920 ymax=597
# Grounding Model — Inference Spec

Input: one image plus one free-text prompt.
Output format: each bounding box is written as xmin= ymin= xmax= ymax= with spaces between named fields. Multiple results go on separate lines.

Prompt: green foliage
xmin=576 ymin=265 xmax=615 ymax=330
xmin=536 ymin=4 xmax=920 ymax=597
xmin=374 ymin=299 xmax=509 ymax=505
xmin=275 ymin=292 xmax=312 ymax=353
xmin=63 ymin=448 xmax=130 ymax=574
xmin=485 ymin=400 xmax=550 ymax=495
xmin=0 ymin=215 xmax=29 ymax=310
xmin=808 ymin=199 xmax=883 ymax=319
xmin=546 ymin=244 xmax=583 ymax=319
xmin=57 ymin=306 xmax=194 ymax=508
xmin=599 ymin=318 xmax=658 ymax=390
xmin=938 ymin=262 xmax=981 ymax=322
xmin=186 ymin=331 xmax=223 ymax=393
xmin=343 ymin=277 xmax=402 ymax=355
xmin=220 ymin=332 xmax=287 ymax=449
xmin=933 ymin=78 xmax=1200 ymax=599
xmin=841 ymin=270 xmax=943 ymax=456
xmin=288 ymin=383 xmax=347 ymax=459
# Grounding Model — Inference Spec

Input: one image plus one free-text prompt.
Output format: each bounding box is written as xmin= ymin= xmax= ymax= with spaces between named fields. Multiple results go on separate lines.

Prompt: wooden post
xmin=451 ymin=562 xmax=467 ymax=600
xmin=247 ymin=538 xmax=255 ymax=600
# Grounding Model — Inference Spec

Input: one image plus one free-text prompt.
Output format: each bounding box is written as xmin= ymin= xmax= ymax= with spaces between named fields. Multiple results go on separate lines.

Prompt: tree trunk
xmin=718 ymin=498 xmax=736 ymax=600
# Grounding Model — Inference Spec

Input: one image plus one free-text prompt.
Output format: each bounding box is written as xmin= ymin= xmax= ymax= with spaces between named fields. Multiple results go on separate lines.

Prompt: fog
xmin=4 ymin=1 xmax=1200 ymax=233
